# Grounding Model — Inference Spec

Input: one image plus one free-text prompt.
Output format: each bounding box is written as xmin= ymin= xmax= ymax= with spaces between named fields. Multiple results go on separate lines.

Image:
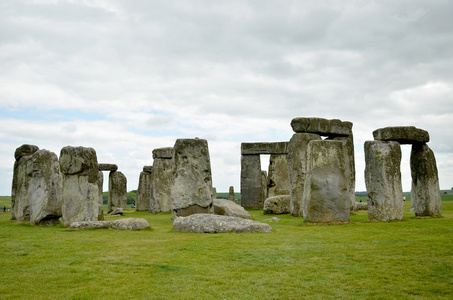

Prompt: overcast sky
xmin=1 ymin=0 xmax=453 ymax=195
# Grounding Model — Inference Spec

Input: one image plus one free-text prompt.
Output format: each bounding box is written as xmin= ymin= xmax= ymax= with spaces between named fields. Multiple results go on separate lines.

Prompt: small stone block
xmin=98 ymin=163 xmax=118 ymax=171
xmin=290 ymin=117 xmax=352 ymax=136
xmin=152 ymin=147 xmax=173 ymax=159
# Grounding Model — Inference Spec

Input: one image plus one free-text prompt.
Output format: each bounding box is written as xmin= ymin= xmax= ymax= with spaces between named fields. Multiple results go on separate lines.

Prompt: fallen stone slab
xmin=373 ymin=126 xmax=429 ymax=144
xmin=172 ymin=214 xmax=272 ymax=233
xmin=213 ymin=199 xmax=251 ymax=219
xmin=98 ymin=163 xmax=118 ymax=171
xmin=354 ymin=202 xmax=368 ymax=210
xmin=291 ymin=117 xmax=352 ymax=137
xmin=263 ymin=195 xmax=291 ymax=214
xmin=70 ymin=218 xmax=150 ymax=230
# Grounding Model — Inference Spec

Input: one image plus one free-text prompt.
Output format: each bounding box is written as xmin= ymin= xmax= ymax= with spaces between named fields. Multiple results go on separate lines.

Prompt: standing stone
xmin=11 ymin=144 xmax=40 ymax=220
xmin=150 ymin=148 xmax=173 ymax=213
xmin=267 ymin=154 xmax=290 ymax=198
xmin=410 ymin=143 xmax=442 ymax=216
xmin=12 ymin=148 xmax=63 ymax=225
xmin=261 ymin=171 xmax=268 ymax=204
xmin=97 ymin=171 xmax=104 ymax=221
xmin=303 ymin=140 xmax=350 ymax=223
xmin=171 ymin=138 xmax=213 ymax=218
xmin=60 ymin=146 xmax=100 ymax=227
xmin=228 ymin=186 xmax=235 ymax=201
xmin=240 ymin=155 xmax=264 ymax=209
xmin=136 ymin=167 xmax=152 ymax=211
xmin=212 ymin=187 xmax=217 ymax=200
xmin=365 ymin=141 xmax=404 ymax=221
xmin=287 ymin=133 xmax=321 ymax=217
xmin=108 ymin=171 xmax=127 ymax=214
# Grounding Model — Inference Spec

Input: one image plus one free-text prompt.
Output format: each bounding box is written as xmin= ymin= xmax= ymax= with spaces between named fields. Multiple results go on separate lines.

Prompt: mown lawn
xmin=0 ymin=201 xmax=452 ymax=299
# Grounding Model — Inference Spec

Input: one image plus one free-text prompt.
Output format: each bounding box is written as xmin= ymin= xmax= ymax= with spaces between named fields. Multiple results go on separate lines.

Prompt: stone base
xmin=172 ymin=204 xmax=213 ymax=219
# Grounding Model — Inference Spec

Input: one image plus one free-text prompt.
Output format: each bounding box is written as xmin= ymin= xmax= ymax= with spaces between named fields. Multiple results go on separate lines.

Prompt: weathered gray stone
xmin=410 ymin=143 xmax=441 ymax=216
xmin=152 ymin=147 xmax=173 ymax=159
xmin=291 ymin=117 xmax=352 ymax=137
xmin=240 ymin=155 xmax=264 ymax=209
xmin=241 ymin=142 xmax=289 ymax=155
xmin=60 ymin=146 xmax=100 ymax=227
xmin=354 ymin=202 xmax=368 ymax=210
xmin=171 ymin=138 xmax=213 ymax=218
xmin=373 ymin=126 xmax=429 ymax=144
xmin=70 ymin=218 xmax=150 ymax=230
xmin=172 ymin=214 xmax=272 ymax=233
xmin=97 ymin=171 xmax=104 ymax=221
xmin=108 ymin=171 xmax=127 ymax=214
xmin=261 ymin=171 xmax=268 ymax=204
xmin=303 ymin=140 xmax=350 ymax=223
xmin=14 ymin=144 xmax=39 ymax=161
xmin=329 ymin=135 xmax=356 ymax=212
xmin=287 ymin=133 xmax=322 ymax=217
xmin=111 ymin=218 xmax=150 ymax=230
xmin=272 ymin=217 xmax=280 ymax=222
xmin=12 ymin=149 xmax=63 ymax=225
xmin=212 ymin=187 xmax=217 ymax=200
xmin=136 ymin=171 xmax=152 ymax=211
xmin=365 ymin=141 xmax=404 ymax=221
xmin=150 ymin=156 xmax=172 ymax=213
xmin=213 ymin=199 xmax=251 ymax=219
xmin=143 ymin=165 xmax=153 ymax=173
xmin=98 ymin=163 xmax=118 ymax=171
xmin=267 ymin=154 xmax=290 ymax=197
xmin=108 ymin=207 xmax=124 ymax=215
xmin=263 ymin=195 xmax=291 ymax=215
xmin=228 ymin=186 xmax=235 ymax=201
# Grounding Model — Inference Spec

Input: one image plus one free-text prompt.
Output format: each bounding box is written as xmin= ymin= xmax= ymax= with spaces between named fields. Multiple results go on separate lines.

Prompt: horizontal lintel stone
xmin=290 ymin=117 xmax=352 ymax=137
xmin=98 ymin=163 xmax=118 ymax=171
xmin=143 ymin=165 xmax=153 ymax=173
xmin=373 ymin=126 xmax=429 ymax=144
xmin=241 ymin=142 xmax=289 ymax=155
xmin=152 ymin=147 xmax=173 ymax=159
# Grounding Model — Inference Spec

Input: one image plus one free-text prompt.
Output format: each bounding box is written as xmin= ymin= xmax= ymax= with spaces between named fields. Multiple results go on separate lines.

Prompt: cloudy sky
xmin=1 ymin=0 xmax=452 ymax=195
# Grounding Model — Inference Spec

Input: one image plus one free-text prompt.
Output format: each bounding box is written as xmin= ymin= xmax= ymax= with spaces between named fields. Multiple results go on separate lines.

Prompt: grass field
xmin=0 ymin=198 xmax=452 ymax=299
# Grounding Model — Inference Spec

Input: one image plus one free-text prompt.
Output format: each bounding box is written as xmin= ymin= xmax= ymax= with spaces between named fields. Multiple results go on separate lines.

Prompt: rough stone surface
xmin=98 ymin=163 xmax=118 ymax=171
xmin=152 ymin=147 xmax=173 ymax=159
xmin=171 ymin=138 xmax=213 ymax=218
xmin=228 ymin=186 xmax=235 ymax=201
xmin=212 ymin=187 xmax=217 ymax=199
xmin=14 ymin=144 xmax=39 ymax=161
xmin=373 ymin=126 xmax=429 ymax=144
xmin=287 ymin=133 xmax=321 ymax=217
xmin=136 ymin=171 xmax=152 ymax=211
xmin=12 ymin=149 xmax=63 ymax=225
xmin=143 ymin=165 xmax=153 ymax=173
xmin=354 ymin=202 xmax=368 ymax=210
xmin=108 ymin=171 xmax=127 ymax=214
xmin=213 ymin=199 xmax=251 ymax=219
xmin=365 ymin=141 xmax=404 ymax=221
xmin=241 ymin=142 xmax=289 ymax=155
xmin=97 ymin=171 xmax=104 ymax=221
xmin=108 ymin=207 xmax=124 ymax=215
xmin=111 ymin=218 xmax=150 ymax=230
xmin=272 ymin=217 xmax=280 ymax=222
xmin=60 ymin=146 xmax=100 ymax=227
xmin=150 ymin=157 xmax=172 ymax=213
xmin=172 ymin=214 xmax=272 ymax=233
xmin=267 ymin=154 xmax=290 ymax=197
xmin=263 ymin=195 xmax=291 ymax=214
xmin=303 ymin=140 xmax=350 ymax=223
xmin=70 ymin=218 xmax=150 ymax=230
xmin=261 ymin=171 xmax=268 ymax=204
xmin=240 ymin=155 xmax=264 ymax=209
xmin=291 ymin=117 xmax=352 ymax=137
xmin=410 ymin=143 xmax=442 ymax=216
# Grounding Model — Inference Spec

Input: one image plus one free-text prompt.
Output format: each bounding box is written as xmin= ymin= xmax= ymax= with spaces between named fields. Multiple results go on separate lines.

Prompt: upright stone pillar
xmin=267 ymin=154 xmax=290 ymax=198
xmin=240 ymin=155 xmax=263 ymax=209
xmin=261 ymin=171 xmax=268 ymax=203
xmin=150 ymin=147 xmax=173 ymax=213
xmin=410 ymin=143 xmax=441 ymax=216
xmin=228 ymin=186 xmax=235 ymax=201
xmin=11 ymin=144 xmax=40 ymax=221
xmin=287 ymin=133 xmax=321 ymax=217
xmin=97 ymin=171 xmax=104 ymax=220
xmin=108 ymin=171 xmax=127 ymax=214
xmin=365 ymin=141 xmax=403 ymax=221
xmin=303 ymin=140 xmax=350 ymax=223
xmin=136 ymin=166 xmax=153 ymax=211
xmin=60 ymin=146 xmax=100 ymax=227
xmin=171 ymin=138 xmax=213 ymax=218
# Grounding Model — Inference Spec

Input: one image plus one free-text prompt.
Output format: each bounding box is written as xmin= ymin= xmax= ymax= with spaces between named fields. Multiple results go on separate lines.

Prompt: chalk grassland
xmin=0 ymin=201 xmax=452 ymax=299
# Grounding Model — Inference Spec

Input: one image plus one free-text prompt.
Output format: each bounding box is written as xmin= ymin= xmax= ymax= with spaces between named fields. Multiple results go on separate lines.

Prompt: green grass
xmin=0 ymin=200 xmax=452 ymax=299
